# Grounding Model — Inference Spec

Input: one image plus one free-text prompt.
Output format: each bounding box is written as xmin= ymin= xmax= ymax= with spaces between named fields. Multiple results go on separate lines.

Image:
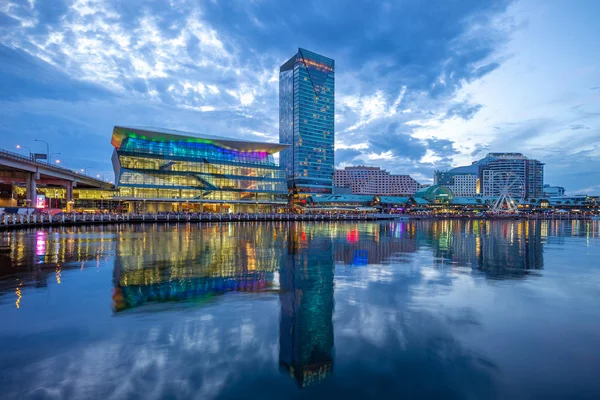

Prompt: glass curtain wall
xmin=279 ymin=48 xmax=335 ymax=195
xmin=111 ymin=127 xmax=288 ymax=209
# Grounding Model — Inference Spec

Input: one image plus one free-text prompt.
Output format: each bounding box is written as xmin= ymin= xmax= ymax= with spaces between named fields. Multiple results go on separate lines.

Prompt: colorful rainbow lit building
xmin=111 ymin=126 xmax=289 ymax=213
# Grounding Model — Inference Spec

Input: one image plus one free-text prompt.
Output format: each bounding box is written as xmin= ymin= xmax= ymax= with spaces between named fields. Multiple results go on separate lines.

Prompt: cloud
xmin=0 ymin=44 xmax=112 ymax=101
xmin=335 ymin=148 xmax=363 ymax=165
xmin=570 ymin=124 xmax=590 ymax=131
xmin=470 ymin=143 xmax=490 ymax=157
xmin=445 ymin=101 xmax=484 ymax=120
xmin=1 ymin=0 xmax=599 ymax=192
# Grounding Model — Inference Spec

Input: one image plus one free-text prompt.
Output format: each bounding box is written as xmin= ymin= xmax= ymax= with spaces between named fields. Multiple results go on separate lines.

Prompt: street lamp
xmin=55 ymin=159 xmax=61 ymax=164
xmin=96 ymin=172 xmax=112 ymax=182
xmin=49 ymin=152 xmax=61 ymax=163
xmin=34 ymin=139 xmax=50 ymax=162
xmin=81 ymin=167 xmax=91 ymax=175
xmin=16 ymin=145 xmax=32 ymax=159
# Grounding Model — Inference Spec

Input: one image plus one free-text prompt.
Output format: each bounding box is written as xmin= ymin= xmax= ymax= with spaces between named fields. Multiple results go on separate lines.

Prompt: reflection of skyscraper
xmin=279 ymin=224 xmax=335 ymax=387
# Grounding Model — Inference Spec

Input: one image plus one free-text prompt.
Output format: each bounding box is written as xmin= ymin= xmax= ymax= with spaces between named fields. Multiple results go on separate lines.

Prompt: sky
xmin=0 ymin=0 xmax=599 ymax=193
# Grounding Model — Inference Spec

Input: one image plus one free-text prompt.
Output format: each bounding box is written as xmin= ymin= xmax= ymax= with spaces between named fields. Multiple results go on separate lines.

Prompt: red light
xmin=346 ymin=229 xmax=359 ymax=244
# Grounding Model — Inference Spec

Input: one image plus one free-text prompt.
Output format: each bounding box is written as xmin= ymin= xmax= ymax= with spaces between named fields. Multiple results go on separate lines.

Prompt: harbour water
xmin=0 ymin=220 xmax=599 ymax=399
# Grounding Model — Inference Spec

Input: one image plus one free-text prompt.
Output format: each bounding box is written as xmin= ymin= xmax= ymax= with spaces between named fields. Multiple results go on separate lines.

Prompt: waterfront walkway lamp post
xmin=34 ymin=139 xmax=50 ymax=163
xmin=16 ymin=145 xmax=32 ymax=159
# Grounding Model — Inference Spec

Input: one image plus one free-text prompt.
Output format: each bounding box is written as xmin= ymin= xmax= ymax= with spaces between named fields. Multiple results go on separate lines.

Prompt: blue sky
xmin=0 ymin=0 xmax=599 ymax=193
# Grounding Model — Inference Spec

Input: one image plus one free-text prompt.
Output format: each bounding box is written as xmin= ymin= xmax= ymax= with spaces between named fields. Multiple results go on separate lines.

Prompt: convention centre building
xmin=110 ymin=126 xmax=289 ymax=213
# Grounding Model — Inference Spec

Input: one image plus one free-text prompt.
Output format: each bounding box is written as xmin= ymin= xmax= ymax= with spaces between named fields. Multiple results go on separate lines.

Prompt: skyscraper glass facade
xmin=279 ymin=48 xmax=335 ymax=194
xmin=111 ymin=126 xmax=288 ymax=213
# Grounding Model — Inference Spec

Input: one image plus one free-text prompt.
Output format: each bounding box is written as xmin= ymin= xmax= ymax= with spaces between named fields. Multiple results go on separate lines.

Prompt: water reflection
xmin=0 ymin=221 xmax=599 ymax=398
xmin=279 ymin=225 xmax=335 ymax=387
xmin=111 ymin=223 xmax=283 ymax=312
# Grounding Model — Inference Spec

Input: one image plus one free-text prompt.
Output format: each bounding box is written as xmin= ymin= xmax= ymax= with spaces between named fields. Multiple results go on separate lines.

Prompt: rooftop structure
xmin=543 ymin=184 xmax=565 ymax=198
xmin=414 ymin=185 xmax=453 ymax=204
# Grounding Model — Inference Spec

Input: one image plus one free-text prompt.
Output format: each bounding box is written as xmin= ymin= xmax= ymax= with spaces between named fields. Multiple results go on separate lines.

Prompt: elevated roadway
xmin=0 ymin=148 xmax=113 ymax=209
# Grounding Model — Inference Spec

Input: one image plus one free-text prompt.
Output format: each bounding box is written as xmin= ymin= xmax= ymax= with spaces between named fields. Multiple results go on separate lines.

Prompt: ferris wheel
xmin=487 ymin=171 xmax=525 ymax=214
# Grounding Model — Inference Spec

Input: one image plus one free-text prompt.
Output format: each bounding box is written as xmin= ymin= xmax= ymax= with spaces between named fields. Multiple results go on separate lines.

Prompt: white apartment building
xmin=448 ymin=174 xmax=478 ymax=197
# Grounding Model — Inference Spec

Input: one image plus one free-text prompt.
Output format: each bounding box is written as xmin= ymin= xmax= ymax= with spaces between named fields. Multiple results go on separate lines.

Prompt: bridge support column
xmin=66 ymin=181 xmax=74 ymax=212
xmin=25 ymin=172 xmax=38 ymax=207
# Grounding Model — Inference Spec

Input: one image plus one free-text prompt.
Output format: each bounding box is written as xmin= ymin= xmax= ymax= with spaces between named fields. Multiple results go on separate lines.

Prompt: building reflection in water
xmin=415 ymin=220 xmax=545 ymax=278
xmin=279 ymin=224 xmax=335 ymax=387
xmin=111 ymin=223 xmax=285 ymax=312
xmin=0 ymin=220 xmax=564 ymax=312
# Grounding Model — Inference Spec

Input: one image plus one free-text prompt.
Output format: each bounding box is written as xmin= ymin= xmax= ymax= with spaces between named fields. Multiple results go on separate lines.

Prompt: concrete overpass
xmin=0 ymin=148 xmax=113 ymax=209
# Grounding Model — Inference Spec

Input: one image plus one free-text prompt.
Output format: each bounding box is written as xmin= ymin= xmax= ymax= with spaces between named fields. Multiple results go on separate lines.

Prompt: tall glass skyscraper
xmin=279 ymin=48 xmax=335 ymax=194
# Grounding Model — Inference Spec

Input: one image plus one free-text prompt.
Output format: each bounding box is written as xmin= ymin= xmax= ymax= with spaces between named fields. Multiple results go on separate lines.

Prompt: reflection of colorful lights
xmin=393 ymin=222 xmax=405 ymax=238
xmin=56 ymin=264 xmax=61 ymax=284
xmin=15 ymin=283 xmax=22 ymax=309
xmin=346 ymin=229 xmax=359 ymax=244
xmin=114 ymin=274 xmax=271 ymax=312
xmin=35 ymin=231 xmax=47 ymax=257
xmin=352 ymin=250 xmax=368 ymax=266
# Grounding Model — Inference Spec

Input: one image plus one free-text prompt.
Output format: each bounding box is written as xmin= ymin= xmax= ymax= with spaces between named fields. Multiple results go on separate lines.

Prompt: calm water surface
xmin=1 ymin=220 xmax=599 ymax=399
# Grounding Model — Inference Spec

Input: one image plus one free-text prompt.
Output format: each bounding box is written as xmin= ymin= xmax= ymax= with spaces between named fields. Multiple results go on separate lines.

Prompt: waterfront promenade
xmin=0 ymin=212 xmax=400 ymax=231
xmin=0 ymin=211 xmax=595 ymax=231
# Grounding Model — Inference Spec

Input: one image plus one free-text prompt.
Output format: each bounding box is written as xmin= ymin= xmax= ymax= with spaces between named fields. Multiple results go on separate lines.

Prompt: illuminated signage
xmin=35 ymin=194 xmax=46 ymax=208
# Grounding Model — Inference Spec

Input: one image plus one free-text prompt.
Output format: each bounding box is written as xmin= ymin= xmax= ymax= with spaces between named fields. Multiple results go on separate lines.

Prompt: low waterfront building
xmin=414 ymin=185 xmax=453 ymax=204
xmin=543 ymin=184 xmax=565 ymax=198
xmin=13 ymin=186 xmax=118 ymax=212
xmin=304 ymin=194 xmax=377 ymax=213
xmin=110 ymin=126 xmax=289 ymax=213
xmin=334 ymin=166 xmax=420 ymax=195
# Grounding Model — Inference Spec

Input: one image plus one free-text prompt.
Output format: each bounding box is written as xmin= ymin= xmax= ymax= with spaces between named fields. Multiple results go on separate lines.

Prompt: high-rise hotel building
xmin=279 ymin=48 xmax=335 ymax=194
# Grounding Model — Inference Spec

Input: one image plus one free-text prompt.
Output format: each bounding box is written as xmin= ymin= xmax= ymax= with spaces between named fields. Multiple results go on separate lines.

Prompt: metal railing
xmin=0 ymin=212 xmax=398 ymax=229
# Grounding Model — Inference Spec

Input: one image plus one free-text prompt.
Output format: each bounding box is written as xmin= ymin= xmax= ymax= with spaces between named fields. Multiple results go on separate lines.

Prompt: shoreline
xmin=0 ymin=213 xmax=595 ymax=231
